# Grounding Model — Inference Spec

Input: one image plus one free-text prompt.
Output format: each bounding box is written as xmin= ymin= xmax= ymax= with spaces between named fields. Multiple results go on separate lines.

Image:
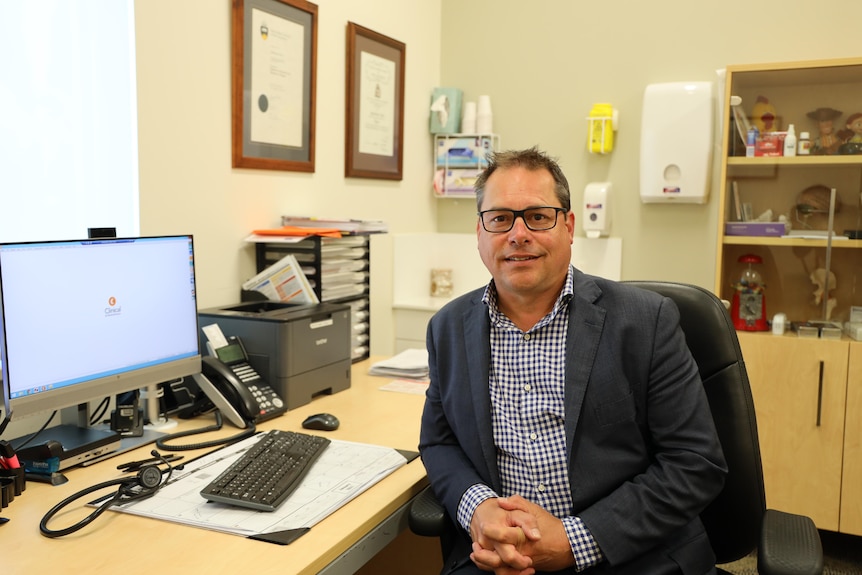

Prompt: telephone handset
xmin=194 ymin=337 xmax=286 ymax=428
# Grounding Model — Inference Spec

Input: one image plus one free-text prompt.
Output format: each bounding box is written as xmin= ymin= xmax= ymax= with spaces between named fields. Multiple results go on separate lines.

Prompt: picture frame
xmin=345 ymin=22 xmax=405 ymax=180
xmin=231 ymin=0 xmax=317 ymax=172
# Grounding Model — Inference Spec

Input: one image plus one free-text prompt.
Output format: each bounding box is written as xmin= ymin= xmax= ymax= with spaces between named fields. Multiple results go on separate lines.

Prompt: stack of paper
xmin=281 ymin=215 xmax=388 ymax=234
xmin=368 ymin=348 xmax=429 ymax=380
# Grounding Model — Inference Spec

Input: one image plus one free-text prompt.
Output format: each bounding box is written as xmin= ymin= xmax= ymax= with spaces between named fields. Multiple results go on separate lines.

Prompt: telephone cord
xmin=155 ymin=411 xmax=256 ymax=452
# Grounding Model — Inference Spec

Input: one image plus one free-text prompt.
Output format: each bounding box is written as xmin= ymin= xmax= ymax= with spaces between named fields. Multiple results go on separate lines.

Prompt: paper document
xmin=368 ymin=348 xmax=429 ymax=380
xmin=241 ymin=254 xmax=319 ymax=304
xmin=782 ymin=230 xmax=849 ymax=240
xmin=109 ymin=434 xmax=408 ymax=537
xmin=380 ymin=379 xmax=429 ymax=395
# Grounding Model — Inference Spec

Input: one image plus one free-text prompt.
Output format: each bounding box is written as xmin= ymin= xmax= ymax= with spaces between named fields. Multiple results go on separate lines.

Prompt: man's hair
xmin=474 ymin=146 xmax=571 ymax=211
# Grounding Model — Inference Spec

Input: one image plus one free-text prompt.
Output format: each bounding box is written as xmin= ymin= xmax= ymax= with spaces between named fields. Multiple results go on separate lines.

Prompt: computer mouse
xmin=302 ymin=412 xmax=340 ymax=431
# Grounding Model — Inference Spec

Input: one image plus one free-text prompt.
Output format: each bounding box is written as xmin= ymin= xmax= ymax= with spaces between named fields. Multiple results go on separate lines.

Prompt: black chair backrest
xmin=626 ymin=281 xmax=767 ymax=564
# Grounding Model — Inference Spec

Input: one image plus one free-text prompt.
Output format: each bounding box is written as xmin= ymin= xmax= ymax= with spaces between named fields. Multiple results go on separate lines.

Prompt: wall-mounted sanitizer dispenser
xmin=639 ymin=82 xmax=713 ymax=204
xmin=583 ymin=182 xmax=612 ymax=239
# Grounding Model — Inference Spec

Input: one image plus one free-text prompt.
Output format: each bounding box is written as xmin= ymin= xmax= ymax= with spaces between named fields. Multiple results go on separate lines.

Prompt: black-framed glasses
xmin=477 ymin=207 xmax=566 ymax=233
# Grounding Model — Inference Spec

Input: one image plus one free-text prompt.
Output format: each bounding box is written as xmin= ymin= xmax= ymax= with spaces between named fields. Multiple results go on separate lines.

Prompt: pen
xmin=117 ymin=455 xmax=183 ymax=471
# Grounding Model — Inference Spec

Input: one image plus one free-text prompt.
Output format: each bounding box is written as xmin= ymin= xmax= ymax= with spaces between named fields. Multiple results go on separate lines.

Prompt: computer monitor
xmin=0 ymin=236 xmax=201 ymax=424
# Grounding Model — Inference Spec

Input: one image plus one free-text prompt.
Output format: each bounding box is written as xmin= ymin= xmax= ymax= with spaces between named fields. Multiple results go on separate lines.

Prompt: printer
xmin=197 ymin=301 xmax=351 ymax=409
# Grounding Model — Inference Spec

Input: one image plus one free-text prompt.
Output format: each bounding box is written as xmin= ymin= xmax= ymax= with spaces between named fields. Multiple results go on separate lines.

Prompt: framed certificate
xmin=345 ymin=22 xmax=405 ymax=180
xmin=232 ymin=0 xmax=317 ymax=172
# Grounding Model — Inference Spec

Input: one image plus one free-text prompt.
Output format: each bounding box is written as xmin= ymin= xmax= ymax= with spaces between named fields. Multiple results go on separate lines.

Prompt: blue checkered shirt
xmin=456 ymin=266 xmax=603 ymax=571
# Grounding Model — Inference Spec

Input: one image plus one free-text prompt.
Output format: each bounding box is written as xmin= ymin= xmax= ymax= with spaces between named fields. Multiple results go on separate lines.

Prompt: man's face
xmin=476 ymin=166 xmax=574 ymax=302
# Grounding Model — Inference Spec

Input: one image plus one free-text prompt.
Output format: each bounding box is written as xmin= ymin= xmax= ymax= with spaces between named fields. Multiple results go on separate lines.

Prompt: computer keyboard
xmin=200 ymin=429 xmax=330 ymax=512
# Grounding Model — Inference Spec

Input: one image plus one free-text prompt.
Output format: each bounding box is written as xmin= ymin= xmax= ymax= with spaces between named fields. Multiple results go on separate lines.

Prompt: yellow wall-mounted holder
xmin=587 ymin=103 xmax=619 ymax=154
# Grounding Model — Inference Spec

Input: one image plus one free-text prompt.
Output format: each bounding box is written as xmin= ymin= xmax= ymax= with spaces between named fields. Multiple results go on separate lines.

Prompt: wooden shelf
xmin=718 ymin=57 xmax=862 ymax=537
xmin=722 ymin=237 xmax=862 ymax=248
xmin=727 ymin=155 xmax=862 ymax=167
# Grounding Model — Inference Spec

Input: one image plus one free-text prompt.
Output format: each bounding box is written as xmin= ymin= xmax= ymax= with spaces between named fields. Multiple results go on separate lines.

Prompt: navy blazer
xmin=419 ymin=268 xmax=727 ymax=574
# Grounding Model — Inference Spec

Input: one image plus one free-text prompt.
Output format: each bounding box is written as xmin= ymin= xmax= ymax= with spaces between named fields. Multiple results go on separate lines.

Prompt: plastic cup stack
xmin=476 ymin=95 xmax=493 ymax=134
xmin=461 ymin=101 xmax=477 ymax=134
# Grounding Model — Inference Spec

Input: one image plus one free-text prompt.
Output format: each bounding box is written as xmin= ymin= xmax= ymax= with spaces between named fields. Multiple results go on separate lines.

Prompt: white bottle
xmin=784 ymin=124 xmax=797 ymax=157
xmin=798 ymin=131 xmax=811 ymax=155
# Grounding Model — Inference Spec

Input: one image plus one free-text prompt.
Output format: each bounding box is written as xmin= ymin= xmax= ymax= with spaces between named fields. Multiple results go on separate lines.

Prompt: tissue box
xmin=435 ymin=136 xmax=495 ymax=167
xmin=429 ymin=87 xmax=462 ymax=134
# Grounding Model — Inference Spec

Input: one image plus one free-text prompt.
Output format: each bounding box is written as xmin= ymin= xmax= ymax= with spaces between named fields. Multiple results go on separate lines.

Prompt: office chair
xmin=409 ymin=281 xmax=824 ymax=574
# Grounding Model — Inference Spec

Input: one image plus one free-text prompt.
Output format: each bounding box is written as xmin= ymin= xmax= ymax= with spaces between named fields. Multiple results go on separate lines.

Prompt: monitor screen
xmin=0 ymin=236 xmax=201 ymax=419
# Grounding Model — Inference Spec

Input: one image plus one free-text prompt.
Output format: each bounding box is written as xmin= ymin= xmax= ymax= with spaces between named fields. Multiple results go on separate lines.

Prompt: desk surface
xmin=3 ymin=358 xmax=429 ymax=575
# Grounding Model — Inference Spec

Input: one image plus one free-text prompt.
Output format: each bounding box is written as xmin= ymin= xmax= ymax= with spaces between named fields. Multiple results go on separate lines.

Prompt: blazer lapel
xmin=462 ymin=295 xmax=501 ymax=491
xmin=564 ymin=274 xmax=606 ymax=464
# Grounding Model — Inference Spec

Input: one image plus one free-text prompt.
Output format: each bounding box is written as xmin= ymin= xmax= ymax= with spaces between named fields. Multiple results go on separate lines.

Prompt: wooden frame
xmin=231 ymin=0 xmax=317 ymax=172
xmin=345 ymin=22 xmax=405 ymax=180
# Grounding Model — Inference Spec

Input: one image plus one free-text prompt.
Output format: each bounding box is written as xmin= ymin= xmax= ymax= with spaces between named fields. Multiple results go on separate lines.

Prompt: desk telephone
xmin=196 ymin=336 xmax=287 ymax=427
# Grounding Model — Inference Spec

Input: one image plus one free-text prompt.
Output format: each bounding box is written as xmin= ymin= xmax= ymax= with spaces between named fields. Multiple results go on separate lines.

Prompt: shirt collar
xmin=483 ymin=265 xmax=575 ymax=323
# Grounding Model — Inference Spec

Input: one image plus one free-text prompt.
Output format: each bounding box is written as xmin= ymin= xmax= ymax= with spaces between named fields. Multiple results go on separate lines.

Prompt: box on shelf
xmin=754 ymin=132 xmax=785 ymax=157
xmin=844 ymin=322 xmax=862 ymax=341
xmin=434 ymin=168 xmax=481 ymax=195
xmin=435 ymin=136 xmax=495 ymax=168
xmin=429 ymin=87 xmax=462 ymax=134
xmin=792 ymin=320 xmax=844 ymax=339
xmin=724 ymin=221 xmax=785 ymax=237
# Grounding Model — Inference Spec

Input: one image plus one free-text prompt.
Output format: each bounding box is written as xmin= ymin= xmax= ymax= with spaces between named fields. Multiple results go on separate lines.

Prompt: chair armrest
xmin=757 ymin=509 xmax=823 ymax=575
xmin=408 ymin=485 xmax=447 ymax=537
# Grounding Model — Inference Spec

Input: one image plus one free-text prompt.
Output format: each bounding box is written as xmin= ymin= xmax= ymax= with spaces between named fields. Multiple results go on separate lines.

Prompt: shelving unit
xmin=716 ymin=59 xmax=862 ymax=322
xmin=717 ymin=57 xmax=862 ymax=535
xmin=432 ymin=133 xmax=499 ymax=198
xmin=251 ymin=235 xmax=373 ymax=362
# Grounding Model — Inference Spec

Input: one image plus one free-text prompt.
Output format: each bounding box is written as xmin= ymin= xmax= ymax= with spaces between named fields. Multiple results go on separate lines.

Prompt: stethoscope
xmin=39 ymin=450 xmax=180 ymax=538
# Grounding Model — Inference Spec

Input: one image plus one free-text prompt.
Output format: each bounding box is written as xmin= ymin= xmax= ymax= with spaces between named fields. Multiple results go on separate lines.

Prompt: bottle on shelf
xmin=783 ymin=123 xmax=797 ymax=157
xmin=798 ymin=131 xmax=811 ymax=155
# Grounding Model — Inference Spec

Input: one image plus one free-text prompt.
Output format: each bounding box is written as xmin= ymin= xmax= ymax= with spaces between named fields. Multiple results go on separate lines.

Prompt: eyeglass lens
xmin=480 ymin=207 xmax=562 ymax=232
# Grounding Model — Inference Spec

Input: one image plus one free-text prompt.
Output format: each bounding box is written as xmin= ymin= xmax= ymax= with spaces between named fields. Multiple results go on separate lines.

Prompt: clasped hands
xmin=469 ymin=494 xmax=575 ymax=575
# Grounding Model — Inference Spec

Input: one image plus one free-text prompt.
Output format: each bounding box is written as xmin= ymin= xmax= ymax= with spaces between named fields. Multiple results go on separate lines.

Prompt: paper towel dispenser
xmin=639 ymin=82 xmax=713 ymax=204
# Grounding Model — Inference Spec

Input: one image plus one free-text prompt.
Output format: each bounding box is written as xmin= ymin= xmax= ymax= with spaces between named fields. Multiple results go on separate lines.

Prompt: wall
xmin=438 ymin=0 xmax=862 ymax=289
xmin=134 ymin=0 xmax=443 ymax=361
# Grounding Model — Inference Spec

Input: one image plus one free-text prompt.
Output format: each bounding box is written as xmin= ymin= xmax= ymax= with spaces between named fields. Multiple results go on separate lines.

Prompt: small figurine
xmin=751 ymin=95 xmax=778 ymax=133
xmin=806 ymin=107 xmax=843 ymax=155
xmin=837 ymin=112 xmax=862 ymax=154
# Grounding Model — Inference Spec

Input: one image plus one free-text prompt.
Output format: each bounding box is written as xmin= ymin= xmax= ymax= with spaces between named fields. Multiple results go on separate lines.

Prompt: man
xmin=418 ymin=147 xmax=727 ymax=574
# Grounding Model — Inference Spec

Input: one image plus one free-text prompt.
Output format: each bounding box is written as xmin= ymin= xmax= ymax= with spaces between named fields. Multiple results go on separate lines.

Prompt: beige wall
xmin=134 ymin=0 xmax=442 ymax=360
xmin=438 ymin=0 xmax=862 ymax=289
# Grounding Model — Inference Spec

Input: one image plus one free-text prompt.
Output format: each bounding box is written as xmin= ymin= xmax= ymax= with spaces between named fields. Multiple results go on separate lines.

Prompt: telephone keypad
xmin=226 ymin=361 xmax=286 ymax=420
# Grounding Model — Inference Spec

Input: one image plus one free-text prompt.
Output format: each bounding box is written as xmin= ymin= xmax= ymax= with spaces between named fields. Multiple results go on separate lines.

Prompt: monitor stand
xmin=141 ymin=383 xmax=179 ymax=432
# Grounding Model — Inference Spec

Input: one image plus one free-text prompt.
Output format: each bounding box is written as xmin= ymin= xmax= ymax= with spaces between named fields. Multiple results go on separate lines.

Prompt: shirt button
xmin=523 ymin=334 xmax=531 ymax=341
xmin=536 ymin=483 xmax=546 ymax=493
xmin=524 ymin=384 xmax=532 ymax=392
xmin=529 ymin=432 xmax=538 ymax=441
